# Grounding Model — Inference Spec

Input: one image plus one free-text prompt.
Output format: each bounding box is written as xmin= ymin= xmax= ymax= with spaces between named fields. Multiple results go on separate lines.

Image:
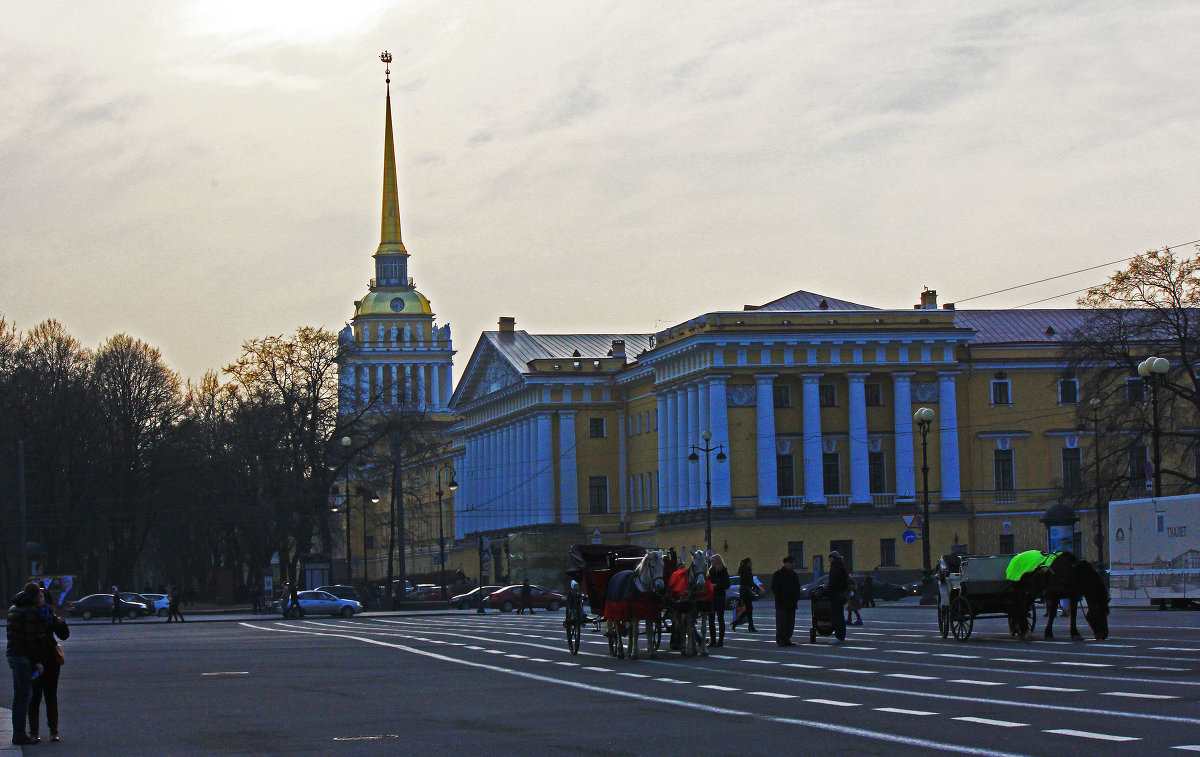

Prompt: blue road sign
xmin=903 ymin=530 xmax=917 ymax=544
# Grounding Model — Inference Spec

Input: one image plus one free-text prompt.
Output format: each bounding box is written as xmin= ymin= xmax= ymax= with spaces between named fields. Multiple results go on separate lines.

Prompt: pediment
xmin=450 ymin=338 xmax=522 ymax=407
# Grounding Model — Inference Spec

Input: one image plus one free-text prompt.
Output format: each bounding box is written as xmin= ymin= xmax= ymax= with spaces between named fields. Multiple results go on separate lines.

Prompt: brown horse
xmin=1010 ymin=551 xmax=1109 ymax=641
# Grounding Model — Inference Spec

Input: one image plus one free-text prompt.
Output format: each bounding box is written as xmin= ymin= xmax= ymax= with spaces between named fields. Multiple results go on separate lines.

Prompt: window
xmin=1128 ymin=445 xmax=1148 ymax=487
xmin=993 ymin=449 xmax=1015 ymax=491
xmin=773 ymin=385 xmax=792 ymax=408
xmin=879 ymin=538 xmax=897 ymax=567
xmin=991 ymin=380 xmax=1012 ymax=406
xmin=830 ymin=540 xmax=854 ymax=571
xmin=1061 ymin=447 xmax=1082 ymax=492
xmin=1126 ymin=378 xmax=1145 ymax=403
xmin=868 ymin=451 xmax=887 ymax=493
xmin=1058 ymin=378 xmax=1078 ymax=405
xmin=589 ymin=417 xmax=606 ymax=438
xmin=777 ymin=454 xmax=795 ymax=496
xmin=588 ymin=477 xmax=609 ymax=514
xmin=999 ymin=534 xmax=1015 ymax=555
xmin=865 ymin=383 xmax=883 ymax=407
xmin=823 ymin=453 xmax=841 ymax=495
xmin=787 ymin=541 xmax=805 ymax=567
xmin=819 ymin=384 xmax=837 ymax=407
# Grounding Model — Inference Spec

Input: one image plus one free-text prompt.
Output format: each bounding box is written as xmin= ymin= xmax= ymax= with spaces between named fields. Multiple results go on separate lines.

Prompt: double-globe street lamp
xmin=1088 ymin=397 xmax=1105 ymax=565
xmin=330 ymin=435 xmax=379 ymax=586
xmin=1137 ymin=356 xmax=1169 ymax=497
xmin=914 ymin=407 xmax=937 ymax=604
xmin=435 ymin=464 xmax=458 ymax=607
xmin=688 ymin=430 xmax=727 ymax=552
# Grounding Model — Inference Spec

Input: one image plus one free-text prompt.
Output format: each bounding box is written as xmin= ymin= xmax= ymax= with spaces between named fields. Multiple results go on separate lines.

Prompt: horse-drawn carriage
xmin=564 ymin=543 xmax=715 ymax=659
xmin=937 ymin=551 xmax=1110 ymax=642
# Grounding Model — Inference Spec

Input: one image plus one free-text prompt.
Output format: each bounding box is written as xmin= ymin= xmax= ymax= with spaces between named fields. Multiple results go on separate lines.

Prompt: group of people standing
xmin=6 ymin=582 xmax=69 ymax=746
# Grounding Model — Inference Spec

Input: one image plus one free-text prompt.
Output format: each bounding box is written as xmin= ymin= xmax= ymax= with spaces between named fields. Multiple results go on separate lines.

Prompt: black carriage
xmin=565 ymin=544 xmax=676 ymax=657
xmin=936 ymin=553 xmax=1035 ymax=641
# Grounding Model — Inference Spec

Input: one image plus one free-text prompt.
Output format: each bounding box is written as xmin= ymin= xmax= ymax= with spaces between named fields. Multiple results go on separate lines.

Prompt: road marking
xmin=954 ymin=717 xmax=1027 ymax=728
xmin=201 ymin=671 xmax=249 ymax=676
xmin=618 ymin=672 xmax=650 ymax=678
xmin=708 ymin=655 xmax=737 ymax=659
xmin=1091 ymin=643 xmax=1135 ymax=648
xmin=876 ymin=707 xmax=936 ymax=716
xmin=1021 ymin=685 xmax=1083 ymax=692
xmin=554 ymin=662 xmax=578 ymax=666
xmin=582 ymin=666 xmax=610 ymax=672
xmin=700 ymin=684 xmax=740 ymax=691
xmin=465 ymin=645 xmax=484 ymax=650
xmin=654 ymin=677 xmax=689 ymax=684
xmin=1152 ymin=647 xmax=1200 ymax=652
xmin=1052 ymin=661 xmax=1111 ymax=667
xmin=1171 ymin=746 xmax=1200 ymax=752
xmin=805 ymin=699 xmax=860 ymax=707
xmin=783 ymin=663 xmax=821 ymax=669
xmin=951 ymin=680 xmax=1005 ymax=686
xmin=744 ymin=659 xmax=775 ymax=664
xmin=484 ymin=650 xmax=506 ymax=655
xmin=506 ymin=654 xmax=528 ymax=659
xmin=526 ymin=658 xmax=549 ymax=662
xmin=749 ymin=691 xmax=796 ymax=699
xmin=890 ymin=650 xmax=927 ymax=655
xmin=887 ymin=673 xmax=938 ymax=680
xmin=1044 ymin=729 xmax=1139 ymax=742
xmin=1130 ymin=665 xmax=1188 ymax=672
xmin=1102 ymin=691 xmax=1179 ymax=700
xmin=935 ymin=653 xmax=979 ymax=659
xmin=831 ymin=668 xmax=876 ymax=674
xmin=994 ymin=658 xmax=1037 ymax=663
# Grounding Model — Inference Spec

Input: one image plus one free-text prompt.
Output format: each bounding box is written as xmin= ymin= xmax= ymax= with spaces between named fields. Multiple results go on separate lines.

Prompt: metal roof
xmin=753 ymin=290 xmax=877 ymax=311
xmin=951 ymin=309 xmax=1093 ymax=345
xmin=484 ymin=331 xmax=654 ymax=372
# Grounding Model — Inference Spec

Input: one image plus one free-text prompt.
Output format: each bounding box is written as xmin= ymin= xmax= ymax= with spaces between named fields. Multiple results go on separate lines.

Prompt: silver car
xmin=284 ymin=590 xmax=363 ymax=617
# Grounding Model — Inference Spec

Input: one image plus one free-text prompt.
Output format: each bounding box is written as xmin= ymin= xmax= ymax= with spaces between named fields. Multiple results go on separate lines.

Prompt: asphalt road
xmin=3 ymin=605 xmax=1198 ymax=756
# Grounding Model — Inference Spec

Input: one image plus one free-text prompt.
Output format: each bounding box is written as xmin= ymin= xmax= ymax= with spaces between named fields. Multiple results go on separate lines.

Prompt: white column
xmin=357 ymin=365 xmax=369 ymax=405
xmin=505 ymin=422 xmax=516 ymax=526
xmin=802 ymin=374 xmax=825 ymax=504
xmin=707 ymin=376 xmax=731 ymax=508
xmin=559 ymin=412 xmax=579 ymax=522
xmin=338 ymin=363 xmax=355 ymax=411
xmin=442 ymin=364 xmax=453 ymax=406
xmin=687 ymin=383 xmax=701 ymax=510
xmin=656 ymin=393 xmax=669 ymax=512
xmin=389 ymin=365 xmax=398 ymax=405
xmin=893 ymin=373 xmax=916 ymax=499
xmin=674 ymin=388 xmax=688 ymax=511
xmin=755 ymin=375 xmax=780 ymax=508
xmin=430 ymin=362 xmax=442 ymax=408
xmin=524 ymin=416 xmax=536 ymax=525
xmin=404 ymin=364 xmax=412 ymax=404
xmin=536 ymin=413 xmax=554 ymax=523
xmin=486 ymin=428 xmax=498 ymax=531
xmin=847 ymin=373 xmax=870 ymax=504
xmin=416 ymin=363 xmax=427 ymax=408
xmin=453 ymin=451 xmax=466 ymax=539
xmin=664 ymin=390 xmax=679 ymax=512
xmin=938 ymin=372 xmax=962 ymax=502
xmin=372 ymin=364 xmax=382 ymax=403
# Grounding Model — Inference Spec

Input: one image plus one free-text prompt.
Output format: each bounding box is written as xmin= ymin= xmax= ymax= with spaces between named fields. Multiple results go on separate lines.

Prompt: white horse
xmin=668 ymin=550 xmax=711 ymax=658
xmin=604 ymin=550 xmax=666 ymax=660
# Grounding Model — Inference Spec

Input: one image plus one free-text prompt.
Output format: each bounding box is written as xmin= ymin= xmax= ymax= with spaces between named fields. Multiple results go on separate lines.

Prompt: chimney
xmin=610 ymin=339 xmax=626 ymax=359
xmin=915 ymin=288 xmax=937 ymax=310
xmin=498 ymin=316 xmax=515 ymax=333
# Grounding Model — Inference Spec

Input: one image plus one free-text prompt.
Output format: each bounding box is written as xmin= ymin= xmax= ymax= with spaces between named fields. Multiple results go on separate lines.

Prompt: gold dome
xmin=354 ymin=289 xmax=432 ymax=317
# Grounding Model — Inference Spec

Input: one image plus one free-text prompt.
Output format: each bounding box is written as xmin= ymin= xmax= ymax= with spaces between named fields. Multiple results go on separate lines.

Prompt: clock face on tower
xmin=389 ymin=297 xmax=405 ymax=312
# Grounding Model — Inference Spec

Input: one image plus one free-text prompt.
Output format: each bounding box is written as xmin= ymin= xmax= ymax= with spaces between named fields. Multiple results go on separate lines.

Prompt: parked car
xmin=449 ymin=585 xmax=501 ymax=610
xmin=482 ymin=585 xmax=565 ymax=612
xmin=316 ymin=585 xmax=366 ymax=603
xmin=799 ymin=573 xmax=915 ymax=602
xmin=282 ymin=590 xmax=363 ymax=617
xmin=410 ymin=584 xmax=448 ymax=601
xmin=132 ymin=592 xmax=170 ymax=616
xmin=66 ymin=594 xmax=149 ymax=620
xmin=725 ymin=576 xmax=765 ymax=609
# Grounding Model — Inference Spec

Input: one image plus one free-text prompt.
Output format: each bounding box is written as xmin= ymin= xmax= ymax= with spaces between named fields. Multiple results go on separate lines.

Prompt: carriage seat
xmin=938 ymin=554 xmax=963 ymax=575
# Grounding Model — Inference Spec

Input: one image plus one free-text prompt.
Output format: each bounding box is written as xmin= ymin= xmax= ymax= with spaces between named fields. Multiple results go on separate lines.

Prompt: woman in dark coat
xmin=29 ymin=587 xmax=69 ymax=742
xmin=6 ymin=582 xmax=45 ymax=746
xmin=706 ymin=554 xmax=731 ymax=647
xmin=730 ymin=557 xmax=759 ymax=632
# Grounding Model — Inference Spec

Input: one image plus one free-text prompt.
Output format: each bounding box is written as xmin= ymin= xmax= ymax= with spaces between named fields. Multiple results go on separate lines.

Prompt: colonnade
xmin=344 ymin=361 xmax=454 ymax=410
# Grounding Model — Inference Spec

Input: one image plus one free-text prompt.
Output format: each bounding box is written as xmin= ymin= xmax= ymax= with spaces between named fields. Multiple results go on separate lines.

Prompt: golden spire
xmin=376 ymin=50 xmax=407 ymax=257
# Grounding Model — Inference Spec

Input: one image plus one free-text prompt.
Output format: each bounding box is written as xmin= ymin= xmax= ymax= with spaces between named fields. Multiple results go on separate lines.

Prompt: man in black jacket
xmin=770 ymin=556 xmax=801 ymax=646
xmin=826 ymin=551 xmax=849 ymax=642
xmin=7 ymin=582 xmax=46 ymax=745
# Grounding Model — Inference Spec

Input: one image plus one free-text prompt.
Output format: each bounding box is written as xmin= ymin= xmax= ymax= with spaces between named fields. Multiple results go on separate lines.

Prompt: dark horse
xmin=1009 ymin=551 xmax=1109 ymax=641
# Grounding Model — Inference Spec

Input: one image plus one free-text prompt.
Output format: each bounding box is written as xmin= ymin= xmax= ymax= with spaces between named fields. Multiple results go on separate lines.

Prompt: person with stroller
xmin=826 ymin=551 xmax=849 ymax=642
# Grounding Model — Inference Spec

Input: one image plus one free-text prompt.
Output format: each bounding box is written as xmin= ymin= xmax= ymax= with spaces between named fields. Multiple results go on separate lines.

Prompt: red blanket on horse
xmin=667 ymin=568 xmax=713 ymax=602
xmin=603 ymin=597 xmax=659 ymax=621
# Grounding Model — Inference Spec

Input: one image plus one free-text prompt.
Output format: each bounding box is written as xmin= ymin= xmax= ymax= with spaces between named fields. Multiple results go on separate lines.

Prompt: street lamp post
xmin=435 ymin=464 xmax=458 ymax=607
xmin=1137 ymin=356 xmax=1169 ymax=497
xmin=336 ymin=436 xmax=353 ymax=583
xmin=1089 ymin=397 xmax=1105 ymax=565
xmin=914 ymin=407 xmax=936 ymax=604
xmin=688 ymin=430 xmax=727 ymax=552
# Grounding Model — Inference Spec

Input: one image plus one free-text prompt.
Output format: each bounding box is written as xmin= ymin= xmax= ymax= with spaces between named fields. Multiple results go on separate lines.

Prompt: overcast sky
xmin=3 ymin=1 xmax=1199 ymax=383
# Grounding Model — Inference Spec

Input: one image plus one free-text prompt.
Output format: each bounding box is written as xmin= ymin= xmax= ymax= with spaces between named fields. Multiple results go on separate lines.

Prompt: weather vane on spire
xmin=380 ymin=50 xmax=392 ymax=84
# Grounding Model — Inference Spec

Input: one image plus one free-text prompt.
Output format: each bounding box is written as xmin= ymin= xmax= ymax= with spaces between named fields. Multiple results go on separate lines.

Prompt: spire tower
xmin=376 ymin=51 xmax=408 ymax=266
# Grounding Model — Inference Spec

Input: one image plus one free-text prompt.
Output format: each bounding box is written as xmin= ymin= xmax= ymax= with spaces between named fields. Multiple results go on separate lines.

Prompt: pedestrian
xmin=249 ymin=584 xmax=261 ymax=614
xmin=861 ymin=573 xmax=875 ymax=608
xmin=166 ymin=586 xmax=185 ymax=623
xmin=730 ymin=558 xmax=759 ymax=633
xmin=845 ymin=576 xmax=864 ymax=626
xmin=285 ymin=582 xmax=304 ymax=618
xmin=771 ymin=556 xmax=801 ymax=646
xmin=111 ymin=586 xmax=122 ymax=624
xmin=826 ymin=551 xmax=849 ymax=642
xmin=706 ymin=554 xmax=731 ymax=647
xmin=7 ymin=581 xmax=45 ymax=746
xmin=29 ymin=587 xmax=69 ymax=743
xmin=520 ymin=579 xmax=534 ymax=614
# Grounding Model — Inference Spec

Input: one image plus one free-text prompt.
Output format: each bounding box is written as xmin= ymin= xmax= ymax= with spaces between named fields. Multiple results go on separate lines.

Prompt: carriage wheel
xmin=949 ymin=595 xmax=973 ymax=641
xmin=937 ymin=604 xmax=950 ymax=639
